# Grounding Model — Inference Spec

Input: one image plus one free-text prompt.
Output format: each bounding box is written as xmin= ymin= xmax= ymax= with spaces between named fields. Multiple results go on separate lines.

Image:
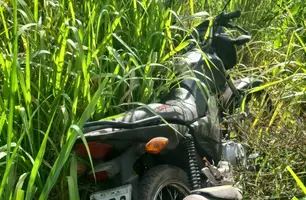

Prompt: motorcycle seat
xmin=89 ymin=87 xmax=200 ymax=126
xmin=183 ymin=185 xmax=243 ymax=200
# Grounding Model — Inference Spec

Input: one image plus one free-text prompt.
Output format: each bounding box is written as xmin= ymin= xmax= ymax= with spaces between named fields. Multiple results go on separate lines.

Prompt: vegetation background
xmin=0 ymin=0 xmax=305 ymax=199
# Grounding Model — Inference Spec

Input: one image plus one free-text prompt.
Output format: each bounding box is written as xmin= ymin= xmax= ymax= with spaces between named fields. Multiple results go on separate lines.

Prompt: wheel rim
xmin=153 ymin=180 xmax=189 ymax=200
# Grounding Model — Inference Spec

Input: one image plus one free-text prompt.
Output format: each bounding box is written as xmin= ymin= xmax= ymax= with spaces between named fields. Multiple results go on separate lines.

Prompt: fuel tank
xmin=176 ymin=48 xmax=227 ymax=117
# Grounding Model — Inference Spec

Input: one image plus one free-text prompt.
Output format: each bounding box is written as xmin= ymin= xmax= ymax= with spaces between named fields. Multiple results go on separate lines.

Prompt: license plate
xmin=90 ymin=184 xmax=132 ymax=200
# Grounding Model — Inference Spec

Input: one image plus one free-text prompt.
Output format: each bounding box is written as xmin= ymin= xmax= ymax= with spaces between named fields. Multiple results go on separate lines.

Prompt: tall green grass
xmin=205 ymin=0 xmax=306 ymax=199
xmin=0 ymin=0 xmax=196 ymax=199
xmin=0 ymin=0 xmax=305 ymax=199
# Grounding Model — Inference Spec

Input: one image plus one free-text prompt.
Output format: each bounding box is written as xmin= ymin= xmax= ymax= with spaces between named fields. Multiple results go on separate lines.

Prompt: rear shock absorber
xmin=183 ymin=135 xmax=201 ymax=190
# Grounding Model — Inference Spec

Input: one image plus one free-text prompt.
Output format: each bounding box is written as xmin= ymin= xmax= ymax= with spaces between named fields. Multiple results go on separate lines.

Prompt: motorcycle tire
xmin=138 ymin=164 xmax=190 ymax=200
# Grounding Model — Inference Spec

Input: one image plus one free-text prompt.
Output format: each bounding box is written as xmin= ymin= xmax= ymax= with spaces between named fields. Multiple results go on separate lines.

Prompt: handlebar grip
xmin=223 ymin=10 xmax=241 ymax=20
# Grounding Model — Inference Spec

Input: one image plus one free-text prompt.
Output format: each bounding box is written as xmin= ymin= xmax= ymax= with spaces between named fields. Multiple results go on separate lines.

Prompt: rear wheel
xmin=138 ymin=165 xmax=190 ymax=200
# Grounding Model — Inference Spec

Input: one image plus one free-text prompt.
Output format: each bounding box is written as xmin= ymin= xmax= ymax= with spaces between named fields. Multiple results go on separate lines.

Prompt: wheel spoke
xmin=154 ymin=182 xmax=188 ymax=200
xmin=166 ymin=187 xmax=174 ymax=200
xmin=158 ymin=188 xmax=163 ymax=200
xmin=173 ymin=189 xmax=179 ymax=200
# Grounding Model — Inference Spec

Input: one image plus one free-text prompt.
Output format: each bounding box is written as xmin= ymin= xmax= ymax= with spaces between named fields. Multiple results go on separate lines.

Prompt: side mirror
xmin=233 ymin=35 xmax=251 ymax=45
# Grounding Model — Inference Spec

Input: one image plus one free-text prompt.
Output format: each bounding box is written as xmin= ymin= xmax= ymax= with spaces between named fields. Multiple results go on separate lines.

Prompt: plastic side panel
xmin=191 ymin=116 xmax=222 ymax=161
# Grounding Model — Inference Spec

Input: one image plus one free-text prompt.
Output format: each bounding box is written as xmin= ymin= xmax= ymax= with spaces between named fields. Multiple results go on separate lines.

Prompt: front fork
xmin=225 ymin=74 xmax=243 ymax=104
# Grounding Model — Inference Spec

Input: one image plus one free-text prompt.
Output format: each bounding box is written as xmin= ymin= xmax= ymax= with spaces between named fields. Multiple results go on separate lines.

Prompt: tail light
xmin=74 ymin=142 xmax=112 ymax=158
xmin=88 ymin=171 xmax=109 ymax=182
xmin=88 ymin=161 xmax=120 ymax=182
xmin=77 ymin=160 xmax=87 ymax=174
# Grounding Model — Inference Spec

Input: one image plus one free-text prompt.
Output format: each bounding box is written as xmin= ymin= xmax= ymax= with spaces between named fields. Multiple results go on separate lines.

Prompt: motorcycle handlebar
xmin=222 ymin=10 xmax=241 ymax=20
xmin=215 ymin=10 xmax=241 ymax=26
xmin=193 ymin=9 xmax=248 ymax=50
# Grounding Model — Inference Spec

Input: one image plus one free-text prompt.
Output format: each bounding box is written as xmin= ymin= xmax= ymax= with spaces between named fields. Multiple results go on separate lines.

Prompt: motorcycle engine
xmin=221 ymin=140 xmax=246 ymax=167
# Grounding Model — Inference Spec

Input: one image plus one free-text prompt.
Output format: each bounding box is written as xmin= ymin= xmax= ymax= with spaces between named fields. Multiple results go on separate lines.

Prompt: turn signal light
xmin=145 ymin=137 xmax=169 ymax=154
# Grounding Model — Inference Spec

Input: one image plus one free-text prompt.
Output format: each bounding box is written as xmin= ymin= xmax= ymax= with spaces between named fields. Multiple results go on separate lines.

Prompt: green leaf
xmin=15 ymin=190 xmax=25 ymax=200
xmin=67 ymin=153 xmax=79 ymax=200
xmin=67 ymin=177 xmax=78 ymax=200
xmin=161 ymin=41 xmax=190 ymax=62
xmin=13 ymin=173 xmax=29 ymax=200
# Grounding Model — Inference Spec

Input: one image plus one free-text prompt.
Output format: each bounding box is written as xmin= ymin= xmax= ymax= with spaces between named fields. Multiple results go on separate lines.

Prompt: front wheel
xmin=138 ymin=165 xmax=190 ymax=200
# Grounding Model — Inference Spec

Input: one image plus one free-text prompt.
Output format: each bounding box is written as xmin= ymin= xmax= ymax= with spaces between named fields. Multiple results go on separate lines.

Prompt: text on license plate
xmin=90 ymin=184 xmax=132 ymax=200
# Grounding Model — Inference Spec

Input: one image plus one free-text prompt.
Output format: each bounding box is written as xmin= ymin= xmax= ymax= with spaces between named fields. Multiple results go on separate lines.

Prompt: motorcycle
xmin=73 ymin=5 xmax=263 ymax=200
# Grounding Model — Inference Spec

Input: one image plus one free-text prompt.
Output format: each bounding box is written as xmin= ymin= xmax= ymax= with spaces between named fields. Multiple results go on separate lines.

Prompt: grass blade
xmin=0 ymin=108 xmax=29 ymax=199
xmin=55 ymin=26 xmax=69 ymax=94
xmin=67 ymin=177 xmax=78 ymax=200
xmin=16 ymin=190 xmax=25 ymax=200
xmin=286 ymin=166 xmax=306 ymax=194
xmin=38 ymin=77 xmax=109 ymax=199
xmin=67 ymin=153 xmax=80 ymax=200
xmin=25 ymin=108 xmax=58 ymax=200
xmin=189 ymin=0 xmax=194 ymax=15
xmin=0 ymin=0 xmax=19 ymax=197
xmin=13 ymin=173 xmax=29 ymax=200
xmin=68 ymin=0 xmax=75 ymax=25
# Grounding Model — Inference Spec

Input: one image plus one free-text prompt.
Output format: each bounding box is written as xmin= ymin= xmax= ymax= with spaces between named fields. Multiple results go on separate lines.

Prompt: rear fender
xmin=92 ymin=134 xmax=184 ymax=199
xmin=91 ymin=144 xmax=145 ymax=199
